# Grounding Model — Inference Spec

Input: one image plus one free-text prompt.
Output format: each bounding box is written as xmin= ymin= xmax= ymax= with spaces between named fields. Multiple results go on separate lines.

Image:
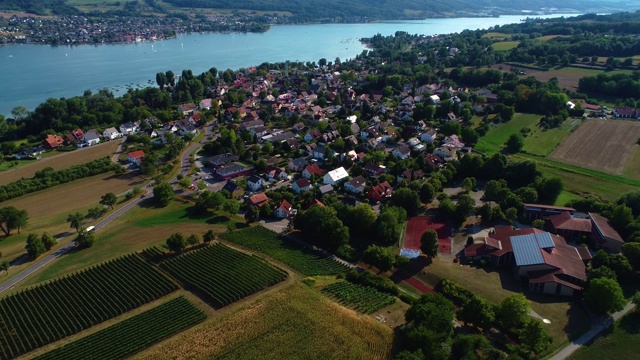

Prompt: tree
xmin=622 ymin=242 xmax=640 ymax=270
xmin=41 ymin=232 xmax=56 ymax=250
xmin=25 ymin=233 xmax=45 ymax=259
xmin=498 ymin=294 xmax=530 ymax=329
xmin=585 ymin=277 xmax=627 ymax=315
xmin=362 ymin=245 xmax=395 ymax=272
xmin=166 ymin=232 xmax=187 ymax=254
xmin=245 ymin=206 xmax=260 ymax=223
xmin=519 ymin=318 xmax=553 ymax=354
xmin=611 ymin=204 xmax=633 ymax=233
xmin=532 ymin=219 xmax=545 ymax=230
xmin=153 ymin=183 xmax=175 ymax=207
xmin=87 ymin=206 xmax=104 ymax=219
xmin=187 ymin=234 xmax=200 ymax=247
xmin=294 ymin=205 xmax=349 ymax=251
xmin=76 ymin=231 xmax=95 ymax=248
xmin=0 ymin=260 xmax=9 ymax=275
xmin=67 ymin=212 xmax=84 ymax=233
xmin=420 ymin=230 xmax=439 ymax=258
xmin=203 ymin=229 xmax=215 ymax=244
xmin=391 ymin=188 xmax=421 ymax=216
xmin=0 ymin=206 xmax=29 ymax=236
xmin=345 ymin=203 xmax=377 ymax=236
xmin=588 ymin=266 xmax=617 ymax=284
xmin=222 ymin=199 xmax=240 ymax=215
xmin=100 ymin=192 xmax=118 ymax=209
xmin=506 ymin=133 xmax=524 ymax=153
xmin=457 ymin=296 xmax=495 ymax=331
xmin=461 ymin=177 xmax=476 ymax=192
xmin=419 ymin=182 xmax=435 ymax=204
xmin=178 ymin=178 xmax=192 ymax=189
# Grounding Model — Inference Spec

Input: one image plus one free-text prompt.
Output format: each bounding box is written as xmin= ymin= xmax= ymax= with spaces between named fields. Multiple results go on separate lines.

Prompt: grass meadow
xmin=568 ymin=311 xmax=640 ymax=360
xmin=491 ymin=41 xmax=520 ymax=51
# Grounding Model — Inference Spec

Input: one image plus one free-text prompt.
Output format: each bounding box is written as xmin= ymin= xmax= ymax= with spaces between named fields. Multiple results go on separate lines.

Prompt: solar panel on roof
xmin=535 ymin=232 xmax=555 ymax=249
xmin=511 ymin=234 xmax=545 ymax=266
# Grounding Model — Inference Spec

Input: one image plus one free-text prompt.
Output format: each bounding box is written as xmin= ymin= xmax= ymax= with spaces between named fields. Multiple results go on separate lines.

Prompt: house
xmin=464 ymin=227 xmax=588 ymax=296
xmin=247 ymin=175 xmax=265 ymax=191
xmin=368 ymin=181 xmax=393 ymax=202
xmin=474 ymin=89 xmax=498 ymax=104
xmin=103 ymin=127 xmax=122 ymax=140
xmin=323 ymin=166 xmax=349 ymax=185
xmin=344 ymin=175 xmax=367 ymax=194
xmin=523 ymin=204 xmax=576 ymax=221
xmin=613 ymin=106 xmax=639 ymax=119
xmin=317 ymin=184 xmax=334 ymax=197
xmin=44 ymin=134 xmax=64 ymax=149
xmin=199 ymin=98 xmax=213 ymax=110
xmin=428 ymin=95 xmax=440 ymax=104
xmin=435 ymin=144 xmax=458 ymax=159
xmin=302 ymin=164 xmax=325 ymax=179
xmin=398 ymin=169 xmax=425 ymax=183
xmin=313 ymin=145 xmax=327 ymax=159
xmin=443 ymin=135 xmax=465 ymax=149
xmin=264 ymin=166 xmax=289 ymax=181
xmin=222 ymin=181 xmax=244 ymax=199
xmin=247 ymin=193 xmax=269 ymax=207
xmin=120 ymin=122 xmax=139 ymax=135
xmin=288 ymin=157 xmax=308 ymax=172
xmin=307 ymin=198 xmax=325 ymax=209
xmin=178 ymin=123 xmax=199 ymax=137
xmin=425 ymin=153 xmax=444 ymax=169
xmin=292 ymin=178 xmax=313 ymax=194
xmin=15 ymin=146 xmax=46 ymax=160
xmin=127 ymin=150 xmax=145 ymax=166
xmin=178 ymin=103 xmax=197 ymax=115
xmin=364 ymin=164 xmax=387 ymax=177
xmin=547 ymin=212 xmax=592 ymax=241
xmin=589 ymin=213 xmax=625 ymax=253
xmin=82 ymin=130 xmax=101 ymax=146
xmin=215 ymin=162 xmax=254 ymax=180
xmin=274 ymin=199 xmax=293 ymax=218
xmin=66 ymin=128 xmax=84 ymax=143
xmin=392 ymin=145 xmax=411 ymax=160
xmin=241 ymin=119 xmax=264 ymax=131
xmin=208 ymin=153 xmax=239 ymax=167
xmin=304 ymin=129 xmax=322 ymax=142
xmin=291 ymin=122 xmax=306 ymax=132
xmin=420 ymin=128 xmax=437 ymax=142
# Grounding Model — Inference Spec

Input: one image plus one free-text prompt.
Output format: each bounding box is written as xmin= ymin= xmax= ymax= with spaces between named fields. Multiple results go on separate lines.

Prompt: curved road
xmin=0 ymin=124 xmax=213 ymax=295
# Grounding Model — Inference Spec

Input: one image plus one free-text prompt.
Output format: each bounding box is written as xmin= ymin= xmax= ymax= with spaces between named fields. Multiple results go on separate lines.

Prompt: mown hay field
xmin=132 ymin=283 xmax=393 ymax=360
xmin=550 ymin=119 xmax=640 ymax=175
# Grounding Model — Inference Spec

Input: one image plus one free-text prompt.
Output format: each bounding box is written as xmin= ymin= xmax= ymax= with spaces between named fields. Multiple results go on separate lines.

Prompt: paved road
xmin=548 ymin=302 xmax=636 ymax=360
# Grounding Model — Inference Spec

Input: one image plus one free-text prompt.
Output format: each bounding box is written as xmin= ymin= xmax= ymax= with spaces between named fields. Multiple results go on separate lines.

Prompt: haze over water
xmin=0 ymin=14 xmax=578 ymax=116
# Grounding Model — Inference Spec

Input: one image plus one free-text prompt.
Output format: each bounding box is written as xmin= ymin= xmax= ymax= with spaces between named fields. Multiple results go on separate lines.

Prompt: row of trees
xmin=165 ymin=230 xmax=215 ymax=254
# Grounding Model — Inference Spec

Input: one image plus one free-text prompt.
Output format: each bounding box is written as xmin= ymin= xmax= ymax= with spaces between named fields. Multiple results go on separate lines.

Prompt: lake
xmin=0 ymin=14 xmax=578 ymax=116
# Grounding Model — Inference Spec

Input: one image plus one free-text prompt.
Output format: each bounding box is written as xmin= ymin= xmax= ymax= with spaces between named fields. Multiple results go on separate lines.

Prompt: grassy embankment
xmin=568 ymin=311 xmax=640 ymax=360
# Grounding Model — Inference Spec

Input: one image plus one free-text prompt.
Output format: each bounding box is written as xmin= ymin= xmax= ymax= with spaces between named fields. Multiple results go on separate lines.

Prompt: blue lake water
xmin=0 ymin=14 xmax=578 ymax=116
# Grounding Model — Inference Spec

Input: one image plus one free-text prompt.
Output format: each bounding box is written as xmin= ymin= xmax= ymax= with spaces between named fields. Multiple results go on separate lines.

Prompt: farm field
xmin=0 ymin=138 xmax=123 ymax=185
xmin=0 ymin=255 xmax=177 ymax=360
xmin=34 ymin=296 xmax=205 ymax=360
xmin=521 ymin=117 xmax=578 ymax=156
xmin=474 ymin=113 xmax=541 ymax=154
xmin=19 ymin=201 xmax=242 ymax=287
xmin=132 ymin=283 xmax=393 ymax=360
xmin=417 ymin=257 xmax=590 ymax=351
xmin=568 ymin=311 xmax=640 ymax=360
xmin=0 ymin=171 xmax=147 ymax=262
xmin=219 ymin=226 xmax=350 ymax=276
xmin=550 ymin=119 xmax=640 ymax=175
xmin=526 ymin=66 xmax=631 ymax=90
xmin=322 ymin=281 xmax=395 ymax=314
xmin=622 ymin=145 xmax=640 ymax=180
xmin=491 ymin=41 xmax=520 ymax=51
xmin=160 ymin=243 xmax=287 ymax=308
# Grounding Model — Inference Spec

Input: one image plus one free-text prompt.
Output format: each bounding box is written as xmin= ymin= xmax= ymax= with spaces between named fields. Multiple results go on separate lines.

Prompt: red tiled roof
xmin=577 ymin=247 xmax=592 ymax=261
xmin=248 ymin=193 xmax=269 ymax=206
xmin=589 ymin=213 xmax=624 ymax=243
xmin=277 ymin=199 xmax=293 ymax=213
xmin=524 ymin=203 xmax=576 ymax=212
xmin=367 ymin=181 xmax=393 ymax=202
xmin=128 ymin=150 xmax=145 ymax=159
xmin=549 ymin=211 xmax=592 ymax=233
xmin=294 ymin=178 xmax=311 ymax=188
xmin=44 ymin=134 xmax=64 ymax=148
xmin=464 ymin=243 xmax=486 ymax=257
xmin=303 ymin=164 xmax=325 ymax=176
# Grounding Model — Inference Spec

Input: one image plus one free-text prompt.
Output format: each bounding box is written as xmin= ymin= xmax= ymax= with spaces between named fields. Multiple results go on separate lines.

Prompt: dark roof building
xmin=589 ymin=213 xmax=624 ymax=253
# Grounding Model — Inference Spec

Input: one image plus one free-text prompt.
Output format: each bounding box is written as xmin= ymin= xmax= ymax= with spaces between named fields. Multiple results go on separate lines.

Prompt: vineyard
xmin=160 ymin=243 xmax=287 ymax=308
xmin=0 ymin=254 xmax=177 ymax=360
xmin=323 ymin=282 xmax=396 ymax=314
xmin=35 ymin=297 xmax=205 ymax=360
xmin=220 ymin=226 xmax=350 ymax=276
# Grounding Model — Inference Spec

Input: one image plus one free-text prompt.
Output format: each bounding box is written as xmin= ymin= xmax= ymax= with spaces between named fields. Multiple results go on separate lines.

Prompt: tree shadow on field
xmin=619 ymin=312 xmax=640 ymax=334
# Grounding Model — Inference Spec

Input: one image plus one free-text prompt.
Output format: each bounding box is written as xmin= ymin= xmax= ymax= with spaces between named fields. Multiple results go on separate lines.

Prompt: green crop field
xmin=569 ymin=312 xmax=640 ymax=360
xmin=474 ymin=113 xmax=540 ymax=154
xmin=0 ymin=255 xmax=177 ymax=360
xmin=160 ymin=243 xmax=287 ymax=307
xmin=521 ymin=117 xmax=577 ymax=156
xmin=35 ymin=297 xmax=205 ymax=360
xmin=219 ymin=226 xmax=350 ymax=276
xmin=491 ymin=41 xmax=520 ymax=51
xmin=322 ymin=281 xmax=395 ymax=314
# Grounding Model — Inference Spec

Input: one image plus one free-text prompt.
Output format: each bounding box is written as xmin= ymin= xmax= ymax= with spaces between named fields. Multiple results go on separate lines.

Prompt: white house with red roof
xmin=127 ymin=150 xmax=145 ymax=167
xmin=274 ymin=199 xmax=293 ymax=218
